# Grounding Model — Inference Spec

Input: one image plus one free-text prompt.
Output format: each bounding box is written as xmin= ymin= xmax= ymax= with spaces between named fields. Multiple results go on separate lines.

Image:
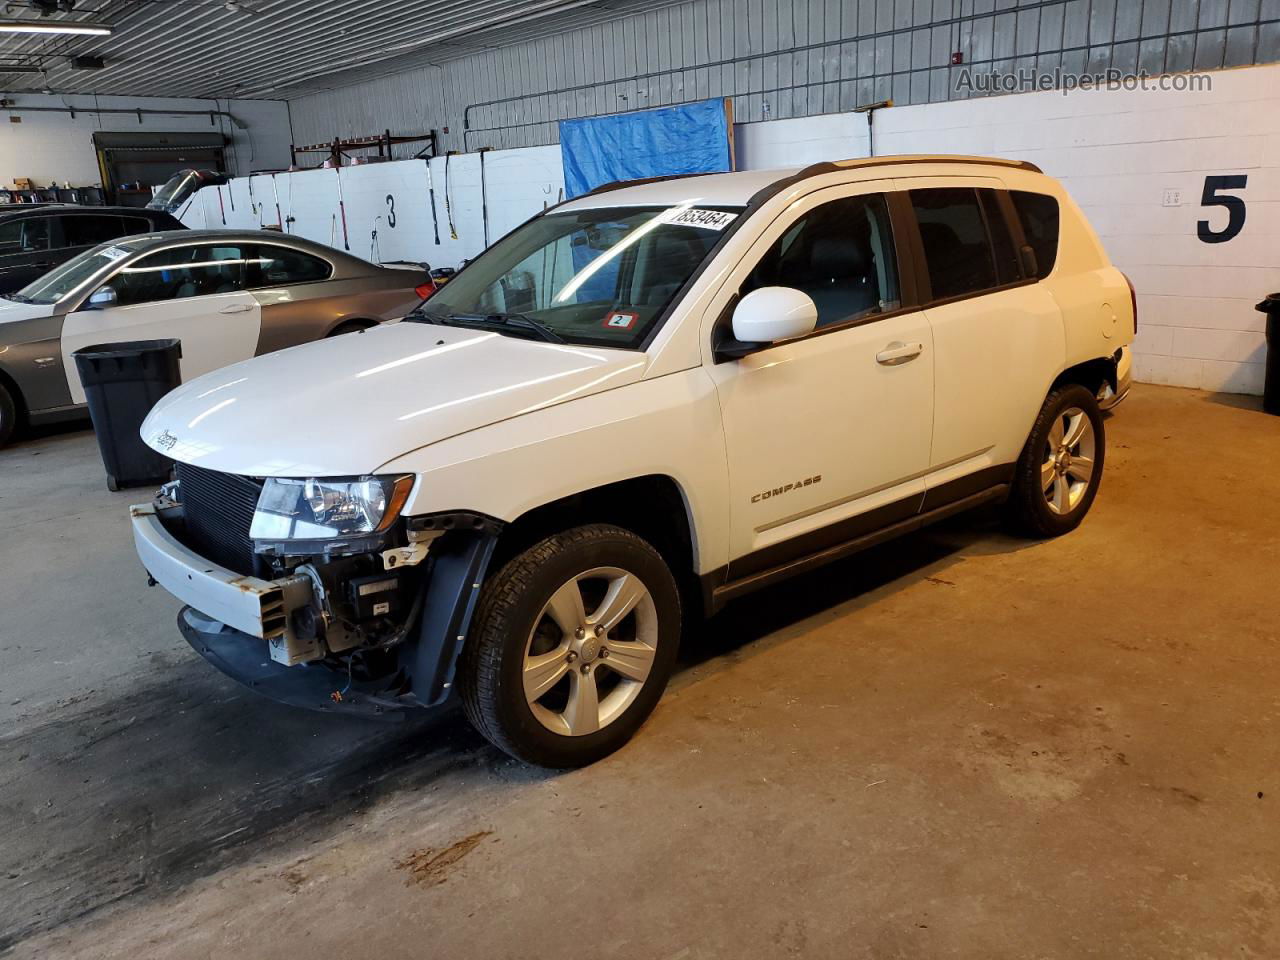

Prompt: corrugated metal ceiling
xmin=0 ymin=0 xmax=662 ymax=100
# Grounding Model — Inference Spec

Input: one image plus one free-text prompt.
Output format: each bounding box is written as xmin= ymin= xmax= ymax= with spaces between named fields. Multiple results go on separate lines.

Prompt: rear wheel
xmin=459 ymin=524 xmax=681 ymax=768
xmin=1005 ymin=384 xmax=1105 ymax=538
xmin=0 ymin=381 xmax=17 ymax=448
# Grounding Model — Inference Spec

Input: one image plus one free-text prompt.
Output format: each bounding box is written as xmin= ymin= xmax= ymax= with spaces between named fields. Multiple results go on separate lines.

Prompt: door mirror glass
xmin=86 ymin=285 xmax=117 ymax=309
xmin=731 ymin=286 xmax=818 ymax=344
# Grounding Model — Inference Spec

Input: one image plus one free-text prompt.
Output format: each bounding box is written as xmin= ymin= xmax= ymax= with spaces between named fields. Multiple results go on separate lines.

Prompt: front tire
xmin=459 ymin=524 xmax=681 ymax=768
xmin=1005 ymin=384 xmax=1105 ymax=538
xmin=0 ymin=381 xmax=17 ymax=448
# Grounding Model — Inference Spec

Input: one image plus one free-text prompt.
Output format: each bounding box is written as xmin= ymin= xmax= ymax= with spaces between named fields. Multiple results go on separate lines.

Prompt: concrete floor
xmin=2 ymin=384 xmax=1278 ymax=959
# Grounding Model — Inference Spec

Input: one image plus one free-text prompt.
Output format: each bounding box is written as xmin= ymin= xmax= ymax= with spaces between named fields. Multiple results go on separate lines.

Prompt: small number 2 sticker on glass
xmin=603 ymin=310 xmax=639 ymax=330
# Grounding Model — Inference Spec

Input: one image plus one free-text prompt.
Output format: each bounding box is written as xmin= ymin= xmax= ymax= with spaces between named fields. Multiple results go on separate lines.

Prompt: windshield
xmin=418 ymin=204 xmax=741 ymax=349
xmin=17 ymin=244 xmax=130 ymax=305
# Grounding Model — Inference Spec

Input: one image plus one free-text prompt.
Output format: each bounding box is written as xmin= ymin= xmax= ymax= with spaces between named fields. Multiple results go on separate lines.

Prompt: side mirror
xmin=86 ymin=285 xmax=117 ymax=309
xmin=731 ymin=286 xmax=818 ymax=345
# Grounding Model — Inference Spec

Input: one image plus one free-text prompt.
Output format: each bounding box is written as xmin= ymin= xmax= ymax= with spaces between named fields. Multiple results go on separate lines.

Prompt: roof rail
xmin=823 ymin=154 xmax=1043 ymax=173
xmin=576 ymin=154 xmax=1043 ymax=206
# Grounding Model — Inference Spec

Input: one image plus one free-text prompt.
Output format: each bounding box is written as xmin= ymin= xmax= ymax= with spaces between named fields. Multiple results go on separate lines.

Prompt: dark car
xmin=0 ymin=206 xmax=184 ymax=294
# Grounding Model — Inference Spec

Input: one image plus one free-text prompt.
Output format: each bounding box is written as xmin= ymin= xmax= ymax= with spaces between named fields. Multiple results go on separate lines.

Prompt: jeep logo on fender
xmin=751 ymin=475 xmax=821 ymax=503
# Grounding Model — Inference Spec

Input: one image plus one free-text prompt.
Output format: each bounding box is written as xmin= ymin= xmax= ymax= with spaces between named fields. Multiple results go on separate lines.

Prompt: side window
xmin=251 ymin=245 xmax=333 ymax=287
xmin=0 ymin=218 xmax=52 ymax=255
xmin=740 ymin=193 xmax=901 ymax=329
xmin=0 ymin=220 xmax=22 ymax=256
xmin=1010 ymin=191 xmax=1060 ymax=278
xmin=109 ymin=244 xmax=248 ymax=307
xmin=122 ymin=216 xmax=156 ymax=234
xmin=60 ymin=215 xmax=127 ymax=248
xmin=979 ymin=190 xmax=1022 ymax=284
xmin=909 ymin=188 xmax=1004 ymax=300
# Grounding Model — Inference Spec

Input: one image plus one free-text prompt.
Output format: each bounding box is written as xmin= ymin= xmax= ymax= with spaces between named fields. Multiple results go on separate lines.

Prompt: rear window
xmin=1010 ymin=191 xmax=1060 ymax=278
xmin=251 ymin=245 xmax=332 ymax=286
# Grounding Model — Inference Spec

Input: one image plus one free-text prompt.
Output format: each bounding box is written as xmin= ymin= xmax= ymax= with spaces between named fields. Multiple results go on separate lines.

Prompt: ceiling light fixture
xmin=0 ymin=20 xmax=112 ymax=35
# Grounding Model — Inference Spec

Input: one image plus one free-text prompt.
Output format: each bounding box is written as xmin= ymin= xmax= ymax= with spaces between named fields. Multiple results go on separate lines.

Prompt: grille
xmin=175 ymin=462 xmax=264 ymax=576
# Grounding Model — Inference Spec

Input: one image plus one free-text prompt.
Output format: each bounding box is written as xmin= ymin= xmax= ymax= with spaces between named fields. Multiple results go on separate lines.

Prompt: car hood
xmin=142 ymin=321 xmax=649 ymax=476
xmin=0 ymin=298 xmax=55 ymax=325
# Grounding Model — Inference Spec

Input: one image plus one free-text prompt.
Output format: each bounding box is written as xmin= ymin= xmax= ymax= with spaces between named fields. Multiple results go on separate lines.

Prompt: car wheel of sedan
xmin=0 ymin=381 xmax=17 ymax=448
xmin=459 ymin=524 xmax=681 ymax=768
xmin=1005 ymin=384 xmax=1105 ymax=538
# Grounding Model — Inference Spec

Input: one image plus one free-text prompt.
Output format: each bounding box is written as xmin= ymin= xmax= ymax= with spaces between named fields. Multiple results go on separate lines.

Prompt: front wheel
xmin=0 ymin=381 xmax=17 ymax=448
xmin=459 ymin=524 xmax=681 ymax=768
xmin=1005 ymin=384 xmax=1105 ymax=538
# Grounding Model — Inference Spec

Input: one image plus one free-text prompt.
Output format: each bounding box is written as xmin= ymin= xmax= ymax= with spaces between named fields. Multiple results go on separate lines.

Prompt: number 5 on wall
xmin=1197 ymin=175 xmax=1248 ymax=244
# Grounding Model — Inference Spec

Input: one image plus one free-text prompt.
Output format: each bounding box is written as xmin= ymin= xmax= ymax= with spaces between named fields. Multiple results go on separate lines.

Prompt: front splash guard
xmin=178 ymin=607 xmax=417 ymax=719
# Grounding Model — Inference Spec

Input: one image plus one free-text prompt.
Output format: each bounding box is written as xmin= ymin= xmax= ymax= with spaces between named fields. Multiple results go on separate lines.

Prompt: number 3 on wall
xmin=1197 ymin=175 xmax=1247 ymax=244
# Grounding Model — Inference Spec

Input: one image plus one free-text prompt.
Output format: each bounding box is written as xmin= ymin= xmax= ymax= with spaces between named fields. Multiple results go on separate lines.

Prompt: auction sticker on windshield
xmin=603 ymin=310 xmax=639 ymax=330
xmin=659 ymin=208 xmax=738 ymax=230
xmin=101 ymin=245 xmax=131 ymax=261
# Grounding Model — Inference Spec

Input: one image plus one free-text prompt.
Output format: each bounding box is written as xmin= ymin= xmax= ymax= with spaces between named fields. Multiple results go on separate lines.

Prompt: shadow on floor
xmin=1201 ymin=390 xmax=1266 ymax=413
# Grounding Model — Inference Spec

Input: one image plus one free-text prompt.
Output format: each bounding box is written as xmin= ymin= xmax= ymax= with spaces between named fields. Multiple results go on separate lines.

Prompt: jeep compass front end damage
xmin=132 ymin=463 xmax=500 ymax=716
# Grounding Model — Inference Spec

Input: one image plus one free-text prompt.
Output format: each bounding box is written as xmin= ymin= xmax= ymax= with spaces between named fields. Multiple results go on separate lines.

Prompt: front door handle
xmin=876 ymin=341 xmax=924 ymax=366
xmin=219 ymin=303 xmax=252 ymax=314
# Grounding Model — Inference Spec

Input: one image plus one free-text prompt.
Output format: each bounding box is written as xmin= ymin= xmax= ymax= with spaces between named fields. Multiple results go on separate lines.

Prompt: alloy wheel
xmin=1041 ymin=406 xmax=1096 ymax=515
xmin=523 ymin=566 xmax=658 ymax=736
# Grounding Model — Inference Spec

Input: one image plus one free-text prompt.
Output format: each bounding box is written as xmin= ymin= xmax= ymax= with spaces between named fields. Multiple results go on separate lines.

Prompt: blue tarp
xmin=559 ymin=99 xmax=733 ymax=199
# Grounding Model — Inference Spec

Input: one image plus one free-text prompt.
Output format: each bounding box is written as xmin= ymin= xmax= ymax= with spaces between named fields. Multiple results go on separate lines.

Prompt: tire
xmin=0 ymin=381 xmax=17 ymax=449
xmin=459 ymin=524 xmax=682 ymax=768
xmin=1005 ymin=383 xmax=1105 ymax=538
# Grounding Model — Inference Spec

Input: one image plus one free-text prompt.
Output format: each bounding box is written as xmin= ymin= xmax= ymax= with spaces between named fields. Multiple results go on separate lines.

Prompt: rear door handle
xmin=219 ymin=303 xmax=252 ymax=314
xmin=876 ymin=341 xmax=924 ymax=365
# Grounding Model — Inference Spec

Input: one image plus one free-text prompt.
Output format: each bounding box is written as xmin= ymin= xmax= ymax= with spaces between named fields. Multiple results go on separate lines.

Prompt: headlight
xmin=249 ymin=475 xmax=414 ymax=542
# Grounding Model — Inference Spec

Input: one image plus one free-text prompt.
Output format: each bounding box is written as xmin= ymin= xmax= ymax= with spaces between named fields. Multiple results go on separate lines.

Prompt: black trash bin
xmin=1257 ymin=294 xmax=1280 ymax=416
xmin=72 ymin=339 xmax=182 ymax=491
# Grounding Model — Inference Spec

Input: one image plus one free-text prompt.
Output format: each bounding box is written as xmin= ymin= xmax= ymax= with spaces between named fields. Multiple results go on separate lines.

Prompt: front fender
xmin=0 ymin=314 xmax=71 ymax=414
xmin=380 ymin=368 xmax=731 ymax=577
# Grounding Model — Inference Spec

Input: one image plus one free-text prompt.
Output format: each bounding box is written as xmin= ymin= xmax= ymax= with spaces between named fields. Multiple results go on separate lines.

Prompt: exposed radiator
xmin=174 ymin=462 xmax=263 ymax=576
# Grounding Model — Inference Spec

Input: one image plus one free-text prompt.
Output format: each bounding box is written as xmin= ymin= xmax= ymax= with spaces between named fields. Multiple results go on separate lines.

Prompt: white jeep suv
xmin=132 ymin=155 xmax=1135 ymax=767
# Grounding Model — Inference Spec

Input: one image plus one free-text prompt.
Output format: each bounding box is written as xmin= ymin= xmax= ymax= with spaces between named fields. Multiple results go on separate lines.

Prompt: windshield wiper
xmin=486 ymin=313 xmax=566 ymax=344
xmin=412 ymin=311 xmax=565 ymax=344
xmin=1 ymin=292 xmax=32 ymax=303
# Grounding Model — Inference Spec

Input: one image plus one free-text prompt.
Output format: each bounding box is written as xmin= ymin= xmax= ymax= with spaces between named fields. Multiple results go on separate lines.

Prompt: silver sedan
xmin=0 ymin=229 xmax=431 ymax=446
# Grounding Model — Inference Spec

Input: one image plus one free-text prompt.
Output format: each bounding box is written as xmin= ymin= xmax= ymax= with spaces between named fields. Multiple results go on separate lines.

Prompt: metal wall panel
xmin=287 ymin=0 xmax=1280 ymax=154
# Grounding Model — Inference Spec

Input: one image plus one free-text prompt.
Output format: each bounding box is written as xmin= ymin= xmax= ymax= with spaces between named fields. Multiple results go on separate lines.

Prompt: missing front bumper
xmin=136 ymin=495 xmax=503 ymax=715
xmin=132 ymin=500 xmax=314 ymax=652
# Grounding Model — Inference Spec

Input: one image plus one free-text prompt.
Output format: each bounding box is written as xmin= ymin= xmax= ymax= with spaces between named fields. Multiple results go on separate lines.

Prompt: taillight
xmin=1123 ymin=272 xmax=1137 ymax=334
xmin=414 ymin=281 xmax=436 ymax=300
